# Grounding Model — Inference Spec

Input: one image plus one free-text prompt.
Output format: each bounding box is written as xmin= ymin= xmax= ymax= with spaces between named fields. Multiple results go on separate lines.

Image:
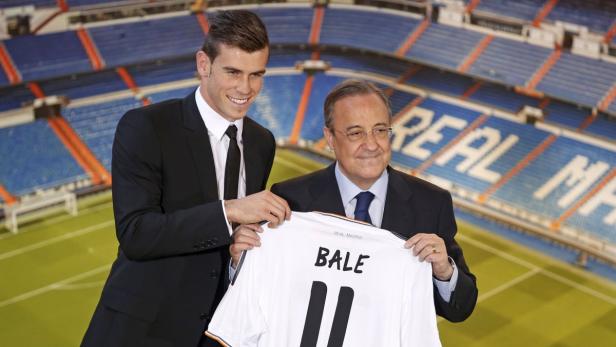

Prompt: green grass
xmin=1 ymin=148 xmax=615 ymax=346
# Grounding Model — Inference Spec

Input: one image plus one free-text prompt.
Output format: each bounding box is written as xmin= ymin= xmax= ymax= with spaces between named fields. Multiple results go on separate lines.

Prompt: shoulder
xmin=245 ymin=117 xmax=274 ymax=142
xmin=390 ymin=168 xmax=451 ymax=200
xmin=119 ymin=99 xmax=183 ymax=128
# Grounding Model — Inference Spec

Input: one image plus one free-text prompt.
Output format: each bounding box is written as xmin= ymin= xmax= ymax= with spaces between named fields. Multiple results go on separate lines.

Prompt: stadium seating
xmin=63 ymin=98 xmax=142 ymax=170
xmin=254 ymin=6 xmax=313 ymax=45
xmin=547 ymin=0 xmax=616 ymax=33
xmin=38 ymin=69 xmax=126 ymax=100
xmin=88 ymin=15 xmax=204 ymax=68
xmin=128 ymin=59 xmax=197 ymax=88
xmin=0 ymin=120 xmax=86 ymax=195
xmin=301 ymin=73 xmax=345 ymax=141
xmin=585 ymin=114 xmax=616 ymax=140
xmin=543 ymin=100 xmax=589 ymax=129
xmin=406 ymin=22 xmax=485 ymax=70
xmin=536 ymin=52 xmax=616 ymax=107
xmin=468 ymin=37 xmax=552 ymax=86
xmin=320 ymin=7 xmax=421 ymax=53
xmin=3 ymin=31 xmax=92 ymax=82
xmin=474 ymin=0 xmax=544 ymax=22
xmin=467 ymin=83 xmax=541 ymax=112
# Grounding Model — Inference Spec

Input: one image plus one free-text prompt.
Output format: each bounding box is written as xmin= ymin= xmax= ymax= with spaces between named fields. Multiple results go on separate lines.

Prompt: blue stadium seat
xmin=474 ymin=0 xmax=544 ymax=21
xmin=547 ymin=0 xmax=616 ymax=33
xmin=249 ymin=74 xmax=306 ymax=140
xmin=254 ymin=6 xmax=313 ymax=45
xmin=63 ymin=98 xmax=142 ymax=170
xmin=585 ymin=114 xmax=616 ymax=140
xmin=543 ymin=100 xmax=589 ymax=129
xmin=0 ymin=0 xmax=54 ymax=8
xmin=0 ymin=120 xmax=86 ymax=195
xmin=89 ymin=15 xmax=204 ymax=68
xmin=468 ymin=37 xmax=552 ymax=86
xmin=320 ymin=7 xmax=421 ymax=53
xmin=537 ymin=52 xmax=616 ymax=107
xmin=38 ymin=69 xmax=126 ymax=100
xmin=467 ymin=83 xmax=540 ymax=112
xmin=405 ymin=68 xmax=475 ymax=96
xmin=3 ymin=31 xmax=92 ymax=82
xmin=406 ymin=22 xmax=485 ymax=69
xmin=128 ymin=59 xmax=197 ymax=88
xmin=301 ymin=73 xmax=345 ymax=141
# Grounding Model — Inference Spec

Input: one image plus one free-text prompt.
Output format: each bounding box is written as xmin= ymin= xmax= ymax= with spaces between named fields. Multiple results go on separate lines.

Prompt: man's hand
xmin=230 ymin=224 xmax=263 ymax=268
xmin=405 ymin=233 xmax=453 ymax=281
xmin=224 ymin=190 xmax=291 ymax=228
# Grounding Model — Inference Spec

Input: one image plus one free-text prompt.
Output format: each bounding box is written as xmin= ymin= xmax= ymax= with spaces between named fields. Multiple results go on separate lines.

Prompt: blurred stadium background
xmin=0 ymin=0 xmax=615 ymax=345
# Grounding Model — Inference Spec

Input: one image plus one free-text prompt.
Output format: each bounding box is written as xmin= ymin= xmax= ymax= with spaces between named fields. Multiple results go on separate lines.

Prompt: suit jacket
xmin=82 ymin=92 xmax=276 ymax=347
xmin=271 ymin=164 xmax=477 ymax=322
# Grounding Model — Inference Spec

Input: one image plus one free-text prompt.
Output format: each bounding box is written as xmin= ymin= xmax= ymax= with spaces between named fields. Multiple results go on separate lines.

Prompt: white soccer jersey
xmin=206 ymin=212 xmax=441 ymax=347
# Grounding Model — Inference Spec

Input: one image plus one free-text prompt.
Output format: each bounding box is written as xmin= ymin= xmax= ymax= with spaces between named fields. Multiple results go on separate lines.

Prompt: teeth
xmin=229 ymin=96 xmax=249 ymax=105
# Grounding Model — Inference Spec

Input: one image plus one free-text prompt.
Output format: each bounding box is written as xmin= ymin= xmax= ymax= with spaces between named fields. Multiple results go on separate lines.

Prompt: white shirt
xmin=334 ymin=163 xmax=458 ymax=302
xmin=207 ymin=212 xmax=442 ymax=347
xmin=195 ymin=88 xmax=246 ymax=235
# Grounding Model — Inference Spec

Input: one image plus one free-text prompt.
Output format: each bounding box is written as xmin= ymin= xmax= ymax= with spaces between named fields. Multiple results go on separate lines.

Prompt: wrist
xmin=433 ymin=261 xmax=454 ymax=281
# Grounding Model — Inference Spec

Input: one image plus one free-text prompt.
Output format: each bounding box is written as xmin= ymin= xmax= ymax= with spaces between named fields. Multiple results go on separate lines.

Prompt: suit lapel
xmin=308 ymin=164 xmax=346 ymax=216
xmin=381 ymin=167 xmax=415 ymax=238
xmin=182 ymin=92 xmax=219 ymax=201
xmin=242 ymin=118 xmax=266 ymax=195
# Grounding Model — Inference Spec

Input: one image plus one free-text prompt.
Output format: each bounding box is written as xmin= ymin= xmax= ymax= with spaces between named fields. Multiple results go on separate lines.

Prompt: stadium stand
xmin=468 ymin=37 xmax=552 ymax=86
xmin=536 ymin=52 xmax=616 ymax=107
xmin=543 ymin=99 xmax=589 ymax=129
xmin=128 ymin=59 xmax=196 ymax=88
xmin=546 ymin=0 xmax=616 ymax=33
xmin=37 ymin=69 xmax=126 ymax=100
xmin=474 ymin=0 xmax=544 ymax=22
xmin=406 ymin=22 xmax=485 ymax=70
xmin=88 ymin=14 xmax=204 ymax=68
xmin=254 ymin=5 xmax=313 ymax=45
xmin=301 ymin=73 xmax=345 ymax=141
xmin=467 ymin=83 xmax=541 ymax=112
xmin=320 ymin=6 xmax=421 ymax=53
xmin=3 ymin=31 xmax=92 ymax=82
xmin=0 ymin=120 xmax=86 ymax=195
xmin=585 ymin=113 xmax=616 ymax=140
xmin=63 ymin=98 xmax=142 ymax=171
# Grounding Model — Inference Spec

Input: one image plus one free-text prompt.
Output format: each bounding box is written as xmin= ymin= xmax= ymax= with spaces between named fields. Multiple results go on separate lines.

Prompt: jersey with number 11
xmin=205 ymin=211 xmax=442 ymax=347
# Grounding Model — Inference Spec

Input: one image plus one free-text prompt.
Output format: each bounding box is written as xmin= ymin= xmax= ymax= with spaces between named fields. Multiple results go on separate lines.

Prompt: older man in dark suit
xmin=232 ymin=79 xmax=477 ymax=323
xmin=82 ymin=10 xmax=290 ymax=347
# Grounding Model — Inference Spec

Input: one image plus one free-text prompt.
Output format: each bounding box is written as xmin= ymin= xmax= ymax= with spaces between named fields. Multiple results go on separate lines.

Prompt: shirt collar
xmin=195 ymin=87 xmax=244 ymax=142
xmin=334 ymin=162 xmax=388 ymax=205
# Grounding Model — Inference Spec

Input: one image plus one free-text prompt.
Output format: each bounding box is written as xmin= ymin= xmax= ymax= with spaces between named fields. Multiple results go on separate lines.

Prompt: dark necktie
xmin=224 ymin=125 xmax=240 ymax=200
xmin=354 ymin=191 xmax=375 ymax=224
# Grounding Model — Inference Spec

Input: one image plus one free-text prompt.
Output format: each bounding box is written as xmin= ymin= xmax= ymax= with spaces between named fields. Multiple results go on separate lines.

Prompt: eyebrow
xmin=222 ymin=66 xmax=266 ymax=75
xmin=344 ymin=122 xmax=389 ymax=131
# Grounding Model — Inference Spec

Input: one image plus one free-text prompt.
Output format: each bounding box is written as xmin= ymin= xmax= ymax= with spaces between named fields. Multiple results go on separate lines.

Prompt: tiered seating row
xmin=0 ymin=120 xmax=86 ymax=195
xmin=475 ymin=0 xmax=544 ymax=21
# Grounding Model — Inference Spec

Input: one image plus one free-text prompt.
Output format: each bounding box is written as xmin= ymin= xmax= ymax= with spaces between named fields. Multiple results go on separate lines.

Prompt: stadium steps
xmin=414 ymin=113 xmax=490 ymax=175
xmin=479 ymin=134 xmax=557 ymax=203
xmin=289 ymin=75 xmax=315 ymax=144
xmin=604 ymin=22 xmax=616 ymax=44
xmin=309 ymin=6 xmax=325 ymax=45
xmin=532 ymin=0 xmax=559 ymax=27
xmin=0 ymin=183 xmax=17 ymax=205
xmin=524 ymin=46 xmax=561 ymax=91
xmin=465 ymin=0 xmax=482 ymax=13
xmin=395 ymin=19 xmax=430 ymax=57
xmin=598 ymin=83 xmax=616 ymax=112
xmin=47 ymin=116 xmax=111 ymax=186
xmin=27 ymin=82 xmax=45 ymax=99
xmin=196 ymin=12 xmax=209 ymax=35
xmin=76 ymin=28 xmax=105 ymax=71
xmin=115 ymin=67 xmax=150 ymax=106
xmin=0 ymin=42 xmax=21 ymax=85
xmin=384 ymin=65 xmax=423 ymax=97
xmin=577 ymin=113 xmax=597 ymax=131
xmin=458 ymin=34 xmax=494 ymax=73
xmin=552 ymin=168 xmax=616 ymax=230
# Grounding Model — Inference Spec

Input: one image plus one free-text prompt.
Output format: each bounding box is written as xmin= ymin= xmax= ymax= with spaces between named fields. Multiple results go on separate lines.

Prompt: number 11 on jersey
xmin=300 ymin=281 xmax=355 ymax=347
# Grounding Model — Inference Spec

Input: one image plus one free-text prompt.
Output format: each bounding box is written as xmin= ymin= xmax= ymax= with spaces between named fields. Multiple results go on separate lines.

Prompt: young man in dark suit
xmin=82 ymin=10 xmax=290 ymax=347
xmin=232 ymin=80 xmax=477 ymax=323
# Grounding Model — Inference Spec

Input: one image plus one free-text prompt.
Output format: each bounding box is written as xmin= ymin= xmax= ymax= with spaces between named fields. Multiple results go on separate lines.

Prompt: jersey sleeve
xmin=401 ymin=260 xmax=442 ymax=347
xmin=205 ymin=251 xmax=267 ymax=346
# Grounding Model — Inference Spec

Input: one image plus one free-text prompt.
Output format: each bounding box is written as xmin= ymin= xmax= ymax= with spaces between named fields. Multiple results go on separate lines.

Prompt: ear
xmin=324 ymin=127 xmax=335 ymax=152
xmin=196 ymin=51 xmax=211 ymax=78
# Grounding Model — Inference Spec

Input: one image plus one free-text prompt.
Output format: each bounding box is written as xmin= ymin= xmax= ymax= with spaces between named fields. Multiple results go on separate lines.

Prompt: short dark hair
xmin=323 ymin=79 xmax=392 ymax=128
xmin=201 ymin=10 xmax=269 ymax=61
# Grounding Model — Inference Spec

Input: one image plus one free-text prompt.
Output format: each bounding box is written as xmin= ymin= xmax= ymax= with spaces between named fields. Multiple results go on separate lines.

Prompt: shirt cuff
xmin=433 ymin=256 xmax=458 ymax=303
xmin=221 ymin=200 xmax=233 ymax=236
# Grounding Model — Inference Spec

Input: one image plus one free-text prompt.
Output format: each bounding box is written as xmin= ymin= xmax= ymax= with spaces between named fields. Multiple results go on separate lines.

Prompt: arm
xmin=111 ymin=110 xmax=231 ymax=261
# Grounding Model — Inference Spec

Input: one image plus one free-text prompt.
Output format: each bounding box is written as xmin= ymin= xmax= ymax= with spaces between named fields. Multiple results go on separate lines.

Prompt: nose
xmin=362 ymin=131 xmax=379 ymax=150
xmin=236 ymin=75 xmax=251 ymax=94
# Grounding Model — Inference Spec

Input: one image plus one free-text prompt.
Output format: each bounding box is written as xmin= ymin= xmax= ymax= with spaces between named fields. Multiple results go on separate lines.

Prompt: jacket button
xmin=210 ymin=270 xmax=218 ymax=279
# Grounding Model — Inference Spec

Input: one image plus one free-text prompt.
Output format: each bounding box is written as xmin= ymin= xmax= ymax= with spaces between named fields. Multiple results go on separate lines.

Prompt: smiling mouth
xmin=228 ymin=96 xmax=249 ymax=105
